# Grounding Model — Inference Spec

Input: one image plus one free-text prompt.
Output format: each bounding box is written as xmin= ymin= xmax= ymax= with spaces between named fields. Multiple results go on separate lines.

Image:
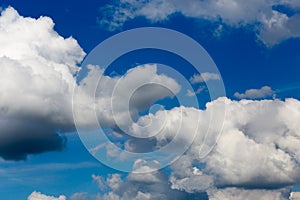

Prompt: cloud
xmin=122 ymin=97 xmax=300 ymax=193
xmin=28 ymin=191 xmax=66 ymax=200
xmin=290 ymin=192 xmax=300 ymax=200
xmin=70 ymin=192 xmax=88 ymax=200
xmin=234 ymin=86 xmax=275 ymax=99
xmin=74 ymin=64 xmax=180 ymax=130
xmin=92 ymin=174 xmax=107 ymax=191
xmin=81 ymin=97 xmax=300 ymax=199
xmin=95 ymin=160 xmax=208 ymax=200
xmin=0 ymin=7 xmax=85 ymax=160
xmin=98 ymin=0 xmax=300 ymax=46
xmin=190 ymin=73 xmax=221 ymax=84
xmin=0 ymin=7 xmax=180 ymax=160
xmin=187 ymin=86 xmax=205 ymax=97
xmin=207 ymin=187 xmax=291 ymax=200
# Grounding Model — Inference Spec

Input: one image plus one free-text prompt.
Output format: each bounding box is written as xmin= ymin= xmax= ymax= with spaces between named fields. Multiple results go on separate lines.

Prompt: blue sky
xmin=1 ymin=0 xmax=300 ymax=199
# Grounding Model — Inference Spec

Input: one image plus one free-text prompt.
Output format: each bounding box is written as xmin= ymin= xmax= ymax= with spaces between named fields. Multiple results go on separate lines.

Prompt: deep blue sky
xmin=1 ymin=0 xmax=300 ymax=199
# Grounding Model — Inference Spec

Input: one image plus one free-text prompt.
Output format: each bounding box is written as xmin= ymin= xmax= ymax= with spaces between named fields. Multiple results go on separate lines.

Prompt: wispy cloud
xmin=98 ymin=0 xmax=300 ymax=46
xmin=190 ymin=73 xmax=221 ymax=84
xmin=234 ymin=86 xmax=275 ymax=99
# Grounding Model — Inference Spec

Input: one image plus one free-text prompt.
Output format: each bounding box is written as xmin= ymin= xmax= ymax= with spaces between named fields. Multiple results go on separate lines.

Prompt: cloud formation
xmin=94 ymin=160 xmax=208 ymax=200
xmin=28 ymin=191 xmax=66 ymax=200
xmin=0 ymin=7 xmax=85 ymax=160
xmin=77 ymin=96 xmax=300 ymax=199
xmin=2 ymin=6 xmax=300 ymax=199
xmin=98 ymin=0 xmax=300 ymax=46
xmin=0 ymin=7 xmax=180 ymax=160
xmin=190 ymin=73 xmax=221 ymax=84
xmin=234 ymin=86 xmax=275 ymax=99
xmin=208 ymin=187 xmax=290 ymax=200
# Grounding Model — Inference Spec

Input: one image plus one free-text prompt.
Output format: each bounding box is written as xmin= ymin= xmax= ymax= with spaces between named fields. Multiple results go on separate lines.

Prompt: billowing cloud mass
xmin=98 ymin=0 xmax=300 ymax=46
xmin=143 ymin=98 xmax=300 ymax=185
xmin=234 ymin=86 xmax=275 ymax=99
xmin=0 ymin=7 xmax=180 ymax=160
xmin=94 ymin=97 xmax=300 ymax=199
xmin=0 ymin=7 xmax=85 ymax=160
xmin=28 ymin=191 xmax=66 ymax=200
xmin=208 ymin=187 xmax=291 ymax=200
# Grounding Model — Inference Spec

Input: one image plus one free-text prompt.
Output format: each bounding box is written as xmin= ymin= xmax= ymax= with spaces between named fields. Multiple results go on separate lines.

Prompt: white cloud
xmin=70 ymin=192 xmax=88 ymax=200
xmin=73 ymin=64 xmax=180 ymax=131
xmin=190 ymin=73 xmax=221 ymax=84
xmin=2 ymin=6 xmax=300 ymax=199
xmin=208 ymin=187 xmax=290 ymax=200
xmin=127 ymin=97 xmax=300 ymax=191
xmin=92 ymin=174 xmax=107 ymax=191
xmin=96 ymin=160 xmax=204 ymax=200
xmin=234 ymin=86 xmax=275 ymax=99
xmin=99 ymin=0 xmax=300 ymax=46
xmin=290 ymin=192 xmax=300 ymax=200
xmin=28 ymin=191 xmax=66 ymax=200
xmin=187 ymin=86 xmax=206 ymax=97
xmin=0 ymin=7 xmax=85 ymax=160
xmin=0 ymin=7 xmax=180 ymax=160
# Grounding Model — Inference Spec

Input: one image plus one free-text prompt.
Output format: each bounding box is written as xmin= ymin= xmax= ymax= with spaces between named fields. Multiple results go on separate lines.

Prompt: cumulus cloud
xmin=120 ymin=97 xmax=300 ymax=193
xmin=234 ymin=86 xmax=275 ymax=99
xmin=95 ymin=160 xmax=208 ymax=200
xmin=2 ymin=6 xmax=300 ymax=199
xmin=98 ymin=0 xmax=300 ymax=46
xmin=73 ymin=63 xmax=180 ymax=131
xmin=85 ymin=97 xmax=300 ymax=199
xmin=28 ymin=191 xmax=66 ymax=200
xmin=0 ymin=7 xmax=85 ymax=160
xmin=0 ymin=7 xmax=179 ymax=161
xmin=208 ymin=187 xmax=291 ymax=200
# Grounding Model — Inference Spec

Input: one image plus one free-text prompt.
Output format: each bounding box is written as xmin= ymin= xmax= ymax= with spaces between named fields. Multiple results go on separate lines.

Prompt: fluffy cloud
xmin=234 ymin=86 xmax=275 ymax=99
xmin=74 ymin=64 xmax=180 ymax=130
xmin=0 ymin=7 xmax=85 ymax=160
xmin=0 ymin=7 xmax=180 ymax=160
xmin=208 ymin=187 xmax=291 ymax=200
xmin=90 ymin=97 xmax=300 ymax=199
xmin=123 ymin=97 xmax=300 ymax=192
xmin=28 ymin=191 xmax=66 ymax=200
xmin=95 ymin=160 xmax=208 ymax=200
xmin=98 ymin=0 xmax=300 ymax=46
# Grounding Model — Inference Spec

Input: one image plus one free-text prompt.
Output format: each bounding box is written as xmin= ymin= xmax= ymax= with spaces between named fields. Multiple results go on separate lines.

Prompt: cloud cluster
xmin=93 ymin=160 xmax=208 ymax=200
xmin=3 ymin=6 xmax=300 ymax=200
xmin=208 ymin=187 xmax=291 ymax=200
xmin=0 ymin=7 xmax=179 ymax=160
xmin=28 ymin=191 xmax=66 ymax=200
xmin=95 ymin=97 xmax=300 ymax=199
xmin=98 ymin=0 xmax=300 ymax=46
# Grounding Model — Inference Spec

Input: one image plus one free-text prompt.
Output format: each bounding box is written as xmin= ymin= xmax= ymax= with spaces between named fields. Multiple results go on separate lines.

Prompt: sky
xmin=0 ymin=0 xmax=300 ymax=199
